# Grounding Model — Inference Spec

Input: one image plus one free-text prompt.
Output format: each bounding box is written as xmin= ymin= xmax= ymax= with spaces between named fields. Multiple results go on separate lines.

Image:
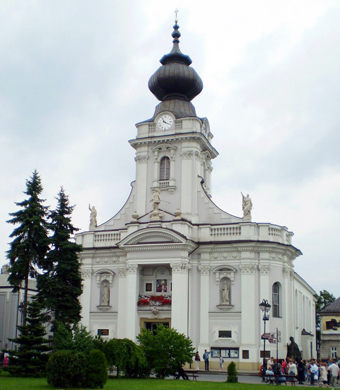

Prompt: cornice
xmin=129 ymin=132 xmax=218 ymax=158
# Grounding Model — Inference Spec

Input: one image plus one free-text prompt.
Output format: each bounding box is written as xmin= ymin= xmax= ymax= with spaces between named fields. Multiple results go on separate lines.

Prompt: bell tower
xmin=129 ymin=17 xmax=218 ymax=223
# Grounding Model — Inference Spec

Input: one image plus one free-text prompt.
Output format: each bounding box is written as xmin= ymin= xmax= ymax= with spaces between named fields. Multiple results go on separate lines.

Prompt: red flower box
xmin=137 ymin=299 xmax=150 ymax=306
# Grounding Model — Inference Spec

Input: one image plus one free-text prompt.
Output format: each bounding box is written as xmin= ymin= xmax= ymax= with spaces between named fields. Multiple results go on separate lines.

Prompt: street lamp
xmin=259 ymin=299 xmax=271 ymax=382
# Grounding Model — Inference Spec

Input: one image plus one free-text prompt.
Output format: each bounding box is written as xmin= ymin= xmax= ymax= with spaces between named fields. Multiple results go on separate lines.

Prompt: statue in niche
xmin=222 ymin=280 xmax=230 ymax=304
xmin=241 ymin=192 xmax=252 ymax=218
xmin=101 ymin=282 xmax=109 ymax=306
xmin=89 ymin=204 xmax=97 ymax=228
xmin=286 ymin=336 xmax=302 ymax=360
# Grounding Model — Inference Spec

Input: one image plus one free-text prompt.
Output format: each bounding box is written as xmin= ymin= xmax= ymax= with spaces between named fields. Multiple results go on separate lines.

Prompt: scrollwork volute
xmin=82 ymin=268 xmax=92 ymax=279
xmin=126 ymin=264 xmax=139 ymax=275
xmin=199 ymin=265 xmax=210 ymax=275
xmin=239 ymin=263 xmax=257 ymax=274
xmin=259 ymin=265 xmax=271 ymax=275
xmin=135 ymin=154 xmax=149 ymax=164
xmin=181 ymin=150 xmax=193 ymax=160
xmin=171 ymin=262 xmax=190 ymax=274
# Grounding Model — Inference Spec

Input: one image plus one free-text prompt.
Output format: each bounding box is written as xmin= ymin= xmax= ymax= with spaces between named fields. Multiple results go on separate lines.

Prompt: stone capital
xmin=239 ymin=263 xmax=257 ymax=274
xmin=199 ymin=265 xmax=210 ymax=276
xmin=82 ymin=268 xmax=92 ymax=279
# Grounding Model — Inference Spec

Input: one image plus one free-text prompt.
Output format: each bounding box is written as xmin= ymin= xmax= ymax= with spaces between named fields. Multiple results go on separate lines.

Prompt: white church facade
xmin=76 ymin=20 xmax=316 ymax=369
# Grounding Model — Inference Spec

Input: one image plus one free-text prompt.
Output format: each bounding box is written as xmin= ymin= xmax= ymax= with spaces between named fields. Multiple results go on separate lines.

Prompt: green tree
xmin=137 ymin=324 xmax=194 ymax=378
xmin=7 ymin=170 xmax=49 ymax=324
xmin=38 ymin=187 xmax=82 ymax=328
xmin=315 ymin=290 xmax=336 ymax=348
xmin=315 ymin=290 xmax=336 ymax=313
xmin=7 ymin=297 xmax=51 ymax=377
xmin=105 ymin=338 xmax=149 ymax=378
xmin=54 ymin=322 xmax=95 ymax=355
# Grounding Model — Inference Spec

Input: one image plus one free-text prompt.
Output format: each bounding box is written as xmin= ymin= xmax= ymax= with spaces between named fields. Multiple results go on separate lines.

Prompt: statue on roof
xmin=89 ymin=204 xmax=97 ymax=228
xmin=241 ymin=192 xmax=252 ymax=219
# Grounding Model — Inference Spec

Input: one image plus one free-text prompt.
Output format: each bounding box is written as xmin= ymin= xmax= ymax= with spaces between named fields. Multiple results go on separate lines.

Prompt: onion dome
xmin=148 ymin=20 xmax=203 ymax=118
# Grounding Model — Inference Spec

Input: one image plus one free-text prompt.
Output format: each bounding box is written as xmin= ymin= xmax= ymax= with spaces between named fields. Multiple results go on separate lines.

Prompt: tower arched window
xmin=160 ymin=157 xmax=170 ymax=181
xmin=272 ymin=282 xmax=281 ymax=317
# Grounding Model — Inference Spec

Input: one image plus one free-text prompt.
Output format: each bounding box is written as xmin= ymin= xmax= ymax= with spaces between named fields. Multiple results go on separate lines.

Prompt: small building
xmin=0 ymin=264 xmax=37 ymax=352
xmin=319 ymin=297 xmax=340 ymax=360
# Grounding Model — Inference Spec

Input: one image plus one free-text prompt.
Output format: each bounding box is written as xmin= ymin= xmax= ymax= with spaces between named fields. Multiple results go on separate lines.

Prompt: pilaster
xmin=171 ymin=261 xmax=190 ymax=335
xmin=198 ymin=264 xmax=210 ymax=350
xmin=125 ymin=264 xmax=139 ymax=341
xmin=80 ymin=267 xmax=92 ymax=329
xmin=240 ymin=263 xmax=257 ymax=361
xmin=117 ymin=267 xmax=127 ymax=338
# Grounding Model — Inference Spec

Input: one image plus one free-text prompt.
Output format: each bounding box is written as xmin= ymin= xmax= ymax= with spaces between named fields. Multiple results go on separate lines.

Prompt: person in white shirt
xmin=328 ymin=361 xmax=339 ymax=387
xmin=319 ymin=362 xmax=329 ymax=388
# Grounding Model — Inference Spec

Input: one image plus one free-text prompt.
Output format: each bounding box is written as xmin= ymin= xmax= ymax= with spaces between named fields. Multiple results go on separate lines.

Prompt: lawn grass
xmin=0 ymin=376 xmax=311 ymax=390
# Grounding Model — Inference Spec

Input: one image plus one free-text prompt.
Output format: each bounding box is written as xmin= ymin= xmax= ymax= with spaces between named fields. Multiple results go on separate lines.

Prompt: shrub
xmin=227 ymin=361 xmax=238 ymax=383
xmin=86 ymin=349 xmax=107 ymax=388
xmin=105 ymin=338 xmax=149 ymax=378
xmin=137 ymin=324 xmax=194 ymax=379
xmin=47 ymin=350 xmax=86 ymax=388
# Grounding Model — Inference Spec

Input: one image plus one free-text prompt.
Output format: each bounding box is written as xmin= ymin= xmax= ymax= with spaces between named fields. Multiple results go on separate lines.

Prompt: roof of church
xmin=148 ymin=18 xmax=203 ymax=118
xmin=320 ymin=297 xmax=340 ymax=313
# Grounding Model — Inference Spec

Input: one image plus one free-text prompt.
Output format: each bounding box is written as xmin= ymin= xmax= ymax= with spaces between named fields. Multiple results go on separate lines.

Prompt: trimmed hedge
xmin=47 ymin=349 xmax=107 ymax=388
xmin=86 ymin=349 xmax=107 ymax=388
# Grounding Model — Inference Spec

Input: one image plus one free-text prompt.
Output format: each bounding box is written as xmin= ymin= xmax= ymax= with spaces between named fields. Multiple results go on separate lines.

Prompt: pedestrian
xmin=219 ymin=355 xmax=224 ymax=372
xmin=297 ymin=359 xmax=305 ymax=384
xmin=328 ymin=359 xmax=339 ymax=387
xmin=203 ymin=349 xmax=211 ymax=371
xmin=310 ymin=360 xmax=319 ymax=386
xmin=3 ymin=354 xmax=8 ymax=367
xmin=319 ymin=362 xmax=329 ymax=388
xmin=288 ymin=359 xmax=297 ymax=386
xmin=194 ymin=351 xmax=200 ymax=370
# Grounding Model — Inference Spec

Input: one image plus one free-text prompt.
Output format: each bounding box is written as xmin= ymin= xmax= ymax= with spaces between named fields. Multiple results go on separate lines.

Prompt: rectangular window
xmin=218 ymin=330 xmax=232 ymax=338
xmin=145 ymin=283 xmax=152 ymax=292
xmin=331 ymin=347 xmax=337 ymax=359
xmin=211 ymin=348 xmax=239 ymax=359
xmin=260 ymin=350 xmax=270 ymax=358
xmin=242 ymin=350 xmax=249 ymax=359
xmin=97 ymin=329 xmax=109 ymax=336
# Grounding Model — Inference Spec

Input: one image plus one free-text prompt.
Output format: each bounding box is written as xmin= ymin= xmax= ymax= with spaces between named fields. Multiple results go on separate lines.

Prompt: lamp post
xmin=259 ymin=299 xmax=271 ymax=382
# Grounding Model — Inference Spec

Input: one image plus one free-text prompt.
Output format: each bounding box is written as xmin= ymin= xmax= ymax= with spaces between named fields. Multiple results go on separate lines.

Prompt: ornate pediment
xmin=213 ymin=265 xmax=237 ymax=285
xmin=118 ymin=227 xmax=187 ymax=247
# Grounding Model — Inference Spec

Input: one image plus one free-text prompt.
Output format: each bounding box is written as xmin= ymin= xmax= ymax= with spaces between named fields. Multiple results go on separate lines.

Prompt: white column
xmin=259 ymin=264 xmax=271 ymax=310
xmin=125 ymin=264 xmax=139 ymax=342
xmin=153 ymin=150 xmax=159 ymax=187
xmin=283 ymin=266 xmax=290 ymax=348
xmin=171 ymin=262 xmax=189 ymax=335
xmin=240 ymin=263 xmax=257 ymax=361
xmin=206 ymin=161 xmax=212 ymax=195
xmin=169 ymin=149 xmax=176 ymax=187
xmin=198 ymin=265 xmax=210 ymax=351
xmin=135 ymin=153 xmax=148 ymax=216
xmin=80 ymin=268 xmax=92 ymax=330
xmin=181 ymin=150 xmax=193 ymax=216
xmin=117 ymin=268 xmax=127 ymax=338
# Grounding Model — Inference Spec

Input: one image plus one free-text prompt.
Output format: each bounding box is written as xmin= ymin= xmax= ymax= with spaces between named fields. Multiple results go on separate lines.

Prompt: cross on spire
xmin=174 ymin=8 xmax=179 ymax=22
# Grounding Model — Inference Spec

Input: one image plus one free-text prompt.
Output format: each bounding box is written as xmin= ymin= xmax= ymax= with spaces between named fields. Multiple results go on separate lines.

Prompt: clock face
xmin=157 ymin=115 xmax=173 ymax=130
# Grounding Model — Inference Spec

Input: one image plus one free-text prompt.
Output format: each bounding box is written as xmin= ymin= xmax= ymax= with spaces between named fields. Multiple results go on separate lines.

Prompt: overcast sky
xmin=1 ymin=0 xmax=339 ymax=297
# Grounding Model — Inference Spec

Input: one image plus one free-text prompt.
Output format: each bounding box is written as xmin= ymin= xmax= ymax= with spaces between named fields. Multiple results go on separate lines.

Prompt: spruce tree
xmin=38 ymin=187 xmax=83 ymax=328
xmin=7 ymin=170 xmax=49 ymax=325
xmin=7 ymin=297 xmax=51 ymax=377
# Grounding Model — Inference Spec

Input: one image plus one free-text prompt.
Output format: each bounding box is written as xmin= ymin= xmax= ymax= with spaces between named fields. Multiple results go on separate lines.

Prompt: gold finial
xmin=174 ymin=8 xmax=179 ymax=23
